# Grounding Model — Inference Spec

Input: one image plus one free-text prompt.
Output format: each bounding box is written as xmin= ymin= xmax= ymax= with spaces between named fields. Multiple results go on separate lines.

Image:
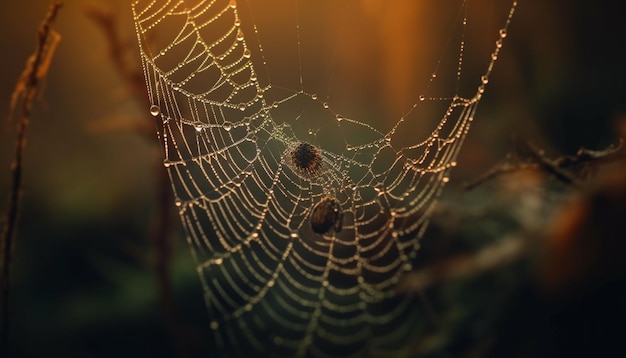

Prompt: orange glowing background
xmin=0 ymin=0 xmax=624 ymax=356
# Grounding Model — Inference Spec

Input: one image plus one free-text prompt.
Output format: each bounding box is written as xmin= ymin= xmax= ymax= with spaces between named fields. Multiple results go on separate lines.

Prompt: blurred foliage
xmin=1 ymin=0 xmax=625 ymax=357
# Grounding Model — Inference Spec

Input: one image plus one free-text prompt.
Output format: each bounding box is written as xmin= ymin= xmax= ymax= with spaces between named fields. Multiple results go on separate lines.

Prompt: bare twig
xmin=84 ymin=6 xmax=147 ymax=104
xmin=465 ymin=140 xmax=625 ymax=190
xmin=554 ymin=139 xmax=624 ymax=168
xmin=1 ymin=1 xmax=63 ymax=353
xmin=86 ymin=6 xmax=197 ymax=356
xmin=520 ymin=140 xmax=581 ymax=187
xmin=464 ymin=162 xmax=537 ymax=190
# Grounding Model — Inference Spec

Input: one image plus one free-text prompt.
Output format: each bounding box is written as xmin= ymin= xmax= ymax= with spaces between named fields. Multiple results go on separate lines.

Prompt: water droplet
xmin=357 ymin=276 xmax=364 ymax=284
xmin=431 ymin=73 xmax=437 ymax=79
xmin=172 ymin=83 xmax=180 ymax=90
xmin=335 ymin=114 xmax=343 ymax=121
xmin=496 ymin=39 xmax=503 ymax=48
xmin=391 ymin=230 xmax=398 ymax=238
xmin=267 ymin=280 xmax=275 ymax=287
xmin=403 ymin=263 xmax=412 ymax=271
xmin=210 ymin=321 xmax=219 ymax=330
xmin=149 ymin=105 xmax=160 ymax=116
xmin=229 ymin=0 xmax=237 ymax=9
xmin=234 ymin=18 xmax=241 ymax=27
xmin=214 ymin=258 xmax=223 ymax=265
xmin=384 ymin=134 xmax=392 ymax=142
xmin=175 ymin=198 xmax=183 ymax=207
xmin=322 ymin=280 xmax=329 ymax=287
xmin=243 ymin=49 xmax=251 ymax=58
xmin=499 ymin=28 xmax=507 ymax=38
xmin=478 ymin=85 xmax=485 ymax=94
xmin=272 ymin=101 xmax=279 ymax=108
xmin=239 ymin=103 xmax=246 ymax=111
xmin=323 ymin=102 xmax=329 ymax=109
xmin=290 ymin=231 xmax=298 ymax=238
xmin=244 ymin=303 xmax=253 ymax=311
xmin=163 ymin=159 xmax=171 ymax=168
xmin=194 ymin=123 xmax=203 ymax=132
xmin=223 ymin=121 xmax=233 ymax=131
xmin=310 ymin=93 xmax=318 ymax=100
xmin=419 ymin=95 xmax=425 ymax=101
xmin=236 ymin=29 xmax=244 ymax=41
xmin=481 ymin=75 xmax=489 ymax=84
xmin=442 ymin=176 xmax=450 ymax=183
xmin=307 ymin=128 xmax=314 ymax=135
xmin=491 ymin=53 xmax=498 ymax=61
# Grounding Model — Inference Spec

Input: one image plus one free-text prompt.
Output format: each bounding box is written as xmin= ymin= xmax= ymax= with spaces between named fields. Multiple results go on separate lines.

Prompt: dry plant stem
xmin=464 ymin=162 xmax=537 ymax=190
xmin=554 ymin=139 xmax=624 ymax=167
xmin=86 ymin=7 xmax=194 ymax=356
xmin=152 ymin=163 xmax=194 ymax=358
xmin=84 ymin=7 xmax=147 ymax=102
xmin=465 ymin=140 xmax=624 ymax=190
xmin=521 ymin=141 xmax=581 ymax=187
xmin=0 ymin=1 xmax=63 ymax=353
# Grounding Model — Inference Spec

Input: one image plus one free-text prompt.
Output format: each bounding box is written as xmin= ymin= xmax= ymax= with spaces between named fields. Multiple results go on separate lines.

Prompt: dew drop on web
xmin=149 ymin=104 xmax=160 ymax=116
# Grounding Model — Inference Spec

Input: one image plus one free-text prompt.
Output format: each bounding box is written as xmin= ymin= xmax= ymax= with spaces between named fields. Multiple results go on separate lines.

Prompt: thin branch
xmin=86 ymin=6 xmax=197 ymax=356
xmin=554 ymin=139 xmax=624 ymax=168
xmin=464 ymin=162 xmax=537 ymax=190
xmin=1 ymin=1 xmax=63 ymax=353
xmin=84 ymin=6 xmax=147 ymax=104
xmin=465 ymin=140 xmax=625 ymax=190
xmin=520 ymin=140 xmax=581 ymax=187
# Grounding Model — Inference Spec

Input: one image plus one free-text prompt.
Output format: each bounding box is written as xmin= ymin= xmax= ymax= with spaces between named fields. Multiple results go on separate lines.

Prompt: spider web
xmin=132 ymin=0 xmax=517 ymax=356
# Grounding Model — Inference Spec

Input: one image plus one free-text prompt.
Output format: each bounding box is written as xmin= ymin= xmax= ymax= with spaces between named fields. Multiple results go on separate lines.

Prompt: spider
xmin=310 ymin=197 xmax=343 ymax=234
xmin=289 ymin=142 xmax=323 ymax=178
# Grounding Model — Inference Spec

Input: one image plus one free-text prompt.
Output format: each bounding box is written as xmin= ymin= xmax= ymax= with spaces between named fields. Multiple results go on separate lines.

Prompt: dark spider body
xmin=310 ymin=197 xmax=343 ymax=234
xmin=291 ymin=142 xmax=323 ymax=177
